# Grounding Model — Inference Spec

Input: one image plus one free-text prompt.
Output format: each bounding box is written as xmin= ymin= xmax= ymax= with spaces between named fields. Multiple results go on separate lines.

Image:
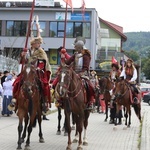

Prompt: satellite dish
xmin=6 ymin=2 xmax=11 ymax=7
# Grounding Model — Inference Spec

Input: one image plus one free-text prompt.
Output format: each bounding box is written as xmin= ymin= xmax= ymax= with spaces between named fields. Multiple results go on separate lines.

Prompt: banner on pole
xmin=35 ymin=0 xmax=54 ymax=7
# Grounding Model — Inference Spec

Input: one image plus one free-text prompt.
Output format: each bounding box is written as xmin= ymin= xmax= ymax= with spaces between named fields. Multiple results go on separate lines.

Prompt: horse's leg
xmin=17 ymin=112 xmax=24 ymax=150
xmin=76 ymin=113 xmax=84 ymax=150
xmin=37 ymin=112 xmax=45 ymax=143
xmin=127 ymin=105 xmax=131 ymax=128
xmin=83 ymin=110 xmax=90 ymax=146
xmin=21 ymin=113 xmax=29 ymax=143
xmin=71 ymin=113 xmax=75 ymax=130
xmin=65 ymin=111 xmax=71 ymax=150
xmin=104 ymin=100 xmax=108 ymax=122
xmin=56 ymin=107 xmax=62 ymax=135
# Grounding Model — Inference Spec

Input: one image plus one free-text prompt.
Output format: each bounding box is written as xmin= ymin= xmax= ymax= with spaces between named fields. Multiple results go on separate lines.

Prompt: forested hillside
xmin=122 ymin=32 xmax=150 ymax=56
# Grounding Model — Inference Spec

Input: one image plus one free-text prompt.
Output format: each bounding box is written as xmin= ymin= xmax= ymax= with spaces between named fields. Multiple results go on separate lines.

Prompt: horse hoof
xmin=24 ymin=145 xmax=30 ymax=150
xmin=113 ymin=126 xmax=117 ymax=131
xmin=64 ymin=132 xmax=68 ymax=136
xmin=77 ymin=146 xmax=83 ymax=150
xmin=56 ymin=131 xmax=61 ymax=135
xmin=123 ymin=127 xmax=127 ymax=130
xmin=16 ymin=146 xmax=22 ymax=150
xmin=72 ymin=139 xmax=78 ymax=143
xmin=62 ymin=127 xmax=65 ymax=131
xmin=83 ymin=141 xmax=88 ymax=146
xmin=39 ymin=138 xmax=45 ymax=143
xmin=66 ymin=146 xmax=71 ymax=150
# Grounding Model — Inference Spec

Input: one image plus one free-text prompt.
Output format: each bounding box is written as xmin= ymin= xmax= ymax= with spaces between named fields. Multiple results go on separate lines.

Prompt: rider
xmin=90 ymin=70 xmax=99 ymax=89
xmin=119 ymin=58 xmax=139 ymax=104
xmin=109 ymin=60 xmax=122 ymax=124
xmin=8 ymin=16 xmax=52 ymax=115
xmin=61 ymin=38 xmax=95 ymax=110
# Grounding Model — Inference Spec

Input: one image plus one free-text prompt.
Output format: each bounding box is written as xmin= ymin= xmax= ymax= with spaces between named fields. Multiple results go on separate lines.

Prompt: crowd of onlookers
xmin=0 ymin=70 xmax=17 ymax=117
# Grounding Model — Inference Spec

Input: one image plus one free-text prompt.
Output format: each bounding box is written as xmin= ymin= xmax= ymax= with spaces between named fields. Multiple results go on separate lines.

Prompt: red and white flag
xmin=63 ymin=0 xmax=73 ymax=11
xmin=112 ymin=56 xmax=118 ymax=64
xmin=81 ymin=0 xmax=86 ymax=14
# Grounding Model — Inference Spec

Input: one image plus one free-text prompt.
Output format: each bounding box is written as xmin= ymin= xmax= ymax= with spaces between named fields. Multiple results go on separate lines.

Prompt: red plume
xmin=112 ymin=56 xmax=118 ymax=64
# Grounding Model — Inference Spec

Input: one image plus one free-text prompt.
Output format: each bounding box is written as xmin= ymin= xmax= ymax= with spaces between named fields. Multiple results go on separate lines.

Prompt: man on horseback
xmin=109 ymin=60 xmax=122 ymax=124
xmin=8 ymin=16 xmax=52 ymax=115
xmin=119 ymin=58 xmax=139 ymax=104
xmin=61 ymin=37 xmax=95 ymax=110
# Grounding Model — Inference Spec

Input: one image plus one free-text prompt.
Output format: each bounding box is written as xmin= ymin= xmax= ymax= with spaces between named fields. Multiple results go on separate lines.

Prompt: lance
xmin=20 ymin=0 xmax=35 ymax=72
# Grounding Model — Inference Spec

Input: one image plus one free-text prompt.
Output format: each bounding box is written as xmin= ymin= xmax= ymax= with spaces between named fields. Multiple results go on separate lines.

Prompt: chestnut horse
xmin=16 ymin=63 xmax=44 ymax=150
xmin=99 ymin=76 xmax=114 ymax=121
xmin=55 ymin=63 xmax=90 ymax=150
xmin=113 ymin=79 xmax=141 ymax=128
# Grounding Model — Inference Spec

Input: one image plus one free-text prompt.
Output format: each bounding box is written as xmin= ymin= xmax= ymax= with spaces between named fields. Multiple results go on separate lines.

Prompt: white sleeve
xmin=130 ymin=69 xmax=137 ymax=81
xmin=120 ymin=69 xmax=126 ymax=79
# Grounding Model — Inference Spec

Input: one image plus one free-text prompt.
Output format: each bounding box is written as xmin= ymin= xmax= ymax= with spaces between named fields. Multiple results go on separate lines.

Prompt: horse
xmin=55 ymin=63 xmax=90 ymax=150
xmin=112 ymin=78 xmax=141 ymax=129
xmin=16 ymin=63 xmax=44 ymax=150
xmin=98 ymin=76 xmax=114 ymax=121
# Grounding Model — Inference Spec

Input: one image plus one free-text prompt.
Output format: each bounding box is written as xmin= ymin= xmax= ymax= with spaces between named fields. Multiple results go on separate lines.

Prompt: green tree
xmin=124 ymin=50 xmax=139 ymax=62
xmin=142 ymin=59 xmax=150 ymax=79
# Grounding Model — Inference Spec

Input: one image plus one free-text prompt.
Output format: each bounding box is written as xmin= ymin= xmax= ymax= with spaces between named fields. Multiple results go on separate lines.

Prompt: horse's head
xmin=99 ymin=76 xmax=114 ymax=93
xmin=21 ymin=63 xmax=39 ymax=95
xmin=114 ymin=79 xmax=128 ymax=98
xmin=56 ymin=63 xmax=74 ymax=98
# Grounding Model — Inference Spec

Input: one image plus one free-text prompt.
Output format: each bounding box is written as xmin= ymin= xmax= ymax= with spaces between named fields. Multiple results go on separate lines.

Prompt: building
xmin=96 ymin=18 xmax=127 ymax=77
xmin=0 ymin=1 xmax=101 ymax=75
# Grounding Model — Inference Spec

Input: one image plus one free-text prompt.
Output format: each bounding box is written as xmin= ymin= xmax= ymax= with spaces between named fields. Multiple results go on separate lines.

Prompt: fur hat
xmin=30 ymin=37 xmax=43 ymax=45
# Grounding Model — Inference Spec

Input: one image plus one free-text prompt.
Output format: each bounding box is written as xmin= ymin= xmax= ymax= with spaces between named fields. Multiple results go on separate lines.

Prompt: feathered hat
xmin=111 ymin=56 xmax=119 ymax=69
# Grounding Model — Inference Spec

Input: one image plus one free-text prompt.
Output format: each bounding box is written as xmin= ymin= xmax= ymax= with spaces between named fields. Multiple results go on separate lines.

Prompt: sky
xmin=1 ymin=0 xmax=150 ymax=32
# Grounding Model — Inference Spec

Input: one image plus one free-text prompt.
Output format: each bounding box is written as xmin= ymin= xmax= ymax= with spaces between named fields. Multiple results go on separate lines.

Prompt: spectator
xmin=1 ymin=74 xmax=13 ymax=116
xmin=1 ymin=70 xmax=9 ymax=86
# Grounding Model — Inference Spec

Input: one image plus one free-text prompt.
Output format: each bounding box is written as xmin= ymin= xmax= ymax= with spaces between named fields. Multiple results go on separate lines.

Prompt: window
xmin=0 ymin=21 xmax=2 ymax=36
xmin=82 ymin=23 xmax=90 ymax=38
xmin=49 ymin=21 xmax=91 ymax=38
xmin=32 ymin=21 xmax=46 ymax=37
xmin=74 ymin=22 xmax=82 ymax=37
xmin=6 ymin=21 xmax=27 ymax=36
xmin=50 ymin=22 xmax=57 ymax=37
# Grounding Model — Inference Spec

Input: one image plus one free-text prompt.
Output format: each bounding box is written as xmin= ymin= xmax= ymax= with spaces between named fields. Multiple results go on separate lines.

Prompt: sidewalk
xmin=0 ymin=102 xmax=149 ymax=150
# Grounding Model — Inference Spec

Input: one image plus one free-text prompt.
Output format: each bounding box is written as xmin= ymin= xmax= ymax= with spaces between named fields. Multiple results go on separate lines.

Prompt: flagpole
xmin=24 ymin=0 xmax=35 ymax=52
xmin=63 ymin=3 xmax=68 ymax=48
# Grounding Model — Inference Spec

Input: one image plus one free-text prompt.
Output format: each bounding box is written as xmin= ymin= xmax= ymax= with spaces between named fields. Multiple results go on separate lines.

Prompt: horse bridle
xmin=57 ymin=68 xmax=82 ymax=98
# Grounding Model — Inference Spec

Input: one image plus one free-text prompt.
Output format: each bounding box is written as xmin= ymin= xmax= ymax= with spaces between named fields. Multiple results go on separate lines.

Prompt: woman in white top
xmin=2 ymin=74 xmax=13 ymax=116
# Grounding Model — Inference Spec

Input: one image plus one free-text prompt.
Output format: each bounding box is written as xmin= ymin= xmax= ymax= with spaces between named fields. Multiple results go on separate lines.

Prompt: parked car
xmin=140 ymin=87 xmax=150 ymax=98
xmin=143 ymin=92 xmax=150 ymax=105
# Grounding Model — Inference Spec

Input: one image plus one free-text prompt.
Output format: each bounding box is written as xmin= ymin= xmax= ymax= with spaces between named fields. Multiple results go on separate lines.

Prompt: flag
xmin=81 ymin=0 xmax=86 ymax=14
xmin=112 ymin=56 xmax=117 ymax=64
xmin=63 ymin=0 xmax=73 ymax=11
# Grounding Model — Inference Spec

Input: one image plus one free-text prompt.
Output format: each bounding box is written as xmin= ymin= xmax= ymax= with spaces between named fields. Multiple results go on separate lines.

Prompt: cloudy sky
xmin=58 ymin=0 xmax=150 ymax=32
xmin=2 ymin=0 xmax=150 ymax=32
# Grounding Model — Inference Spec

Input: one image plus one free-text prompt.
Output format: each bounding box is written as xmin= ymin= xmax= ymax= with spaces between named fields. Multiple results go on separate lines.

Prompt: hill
xmin=122 ymin=32 xmax=150 ymax=55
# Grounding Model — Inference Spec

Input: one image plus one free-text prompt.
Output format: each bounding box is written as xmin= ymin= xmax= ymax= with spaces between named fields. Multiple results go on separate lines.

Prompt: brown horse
xmin=98 ymin=76 xmax=114 ymax=121
xmin=55 ymin=63 xmax=90 ymax=150
xmin=112 ymin=78 xmax=141 ymax=128
xmin=16 ymin=63 xmax=44 ymax=150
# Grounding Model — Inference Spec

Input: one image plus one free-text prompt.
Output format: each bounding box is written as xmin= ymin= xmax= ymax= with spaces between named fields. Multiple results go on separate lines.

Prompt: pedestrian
xmin=1 ymin=70 xmax=9 ymax=86
xmin=1 ymin=74 xmax=13 ymax=116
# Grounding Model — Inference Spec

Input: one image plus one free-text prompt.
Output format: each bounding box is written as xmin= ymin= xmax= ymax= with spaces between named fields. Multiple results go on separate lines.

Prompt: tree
xmin=124 ymin=50 xmax=139 ymax=62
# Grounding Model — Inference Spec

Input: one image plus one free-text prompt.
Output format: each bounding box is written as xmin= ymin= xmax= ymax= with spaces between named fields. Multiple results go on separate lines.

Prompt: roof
xmin=99 ymin=18 xmax=127 ymax=42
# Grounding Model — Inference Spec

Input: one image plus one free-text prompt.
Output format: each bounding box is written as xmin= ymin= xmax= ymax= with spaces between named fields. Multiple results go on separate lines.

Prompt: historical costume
xmin=9 ymin=16 xmax=52 ymax=115
xmin=109 ymin=59 xmax=122 ymax=124
xmin=64 ymin=39 xmax=95 ymax=109
xmin=120 ymin=58 xmax=139 ymax=103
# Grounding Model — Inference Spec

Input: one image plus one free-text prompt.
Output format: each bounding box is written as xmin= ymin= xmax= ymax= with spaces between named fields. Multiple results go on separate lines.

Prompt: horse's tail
xmin=32 ymin=115 xmax=37 ymax=127
xmin=132 ymin=104 xmax=140 ymax=120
